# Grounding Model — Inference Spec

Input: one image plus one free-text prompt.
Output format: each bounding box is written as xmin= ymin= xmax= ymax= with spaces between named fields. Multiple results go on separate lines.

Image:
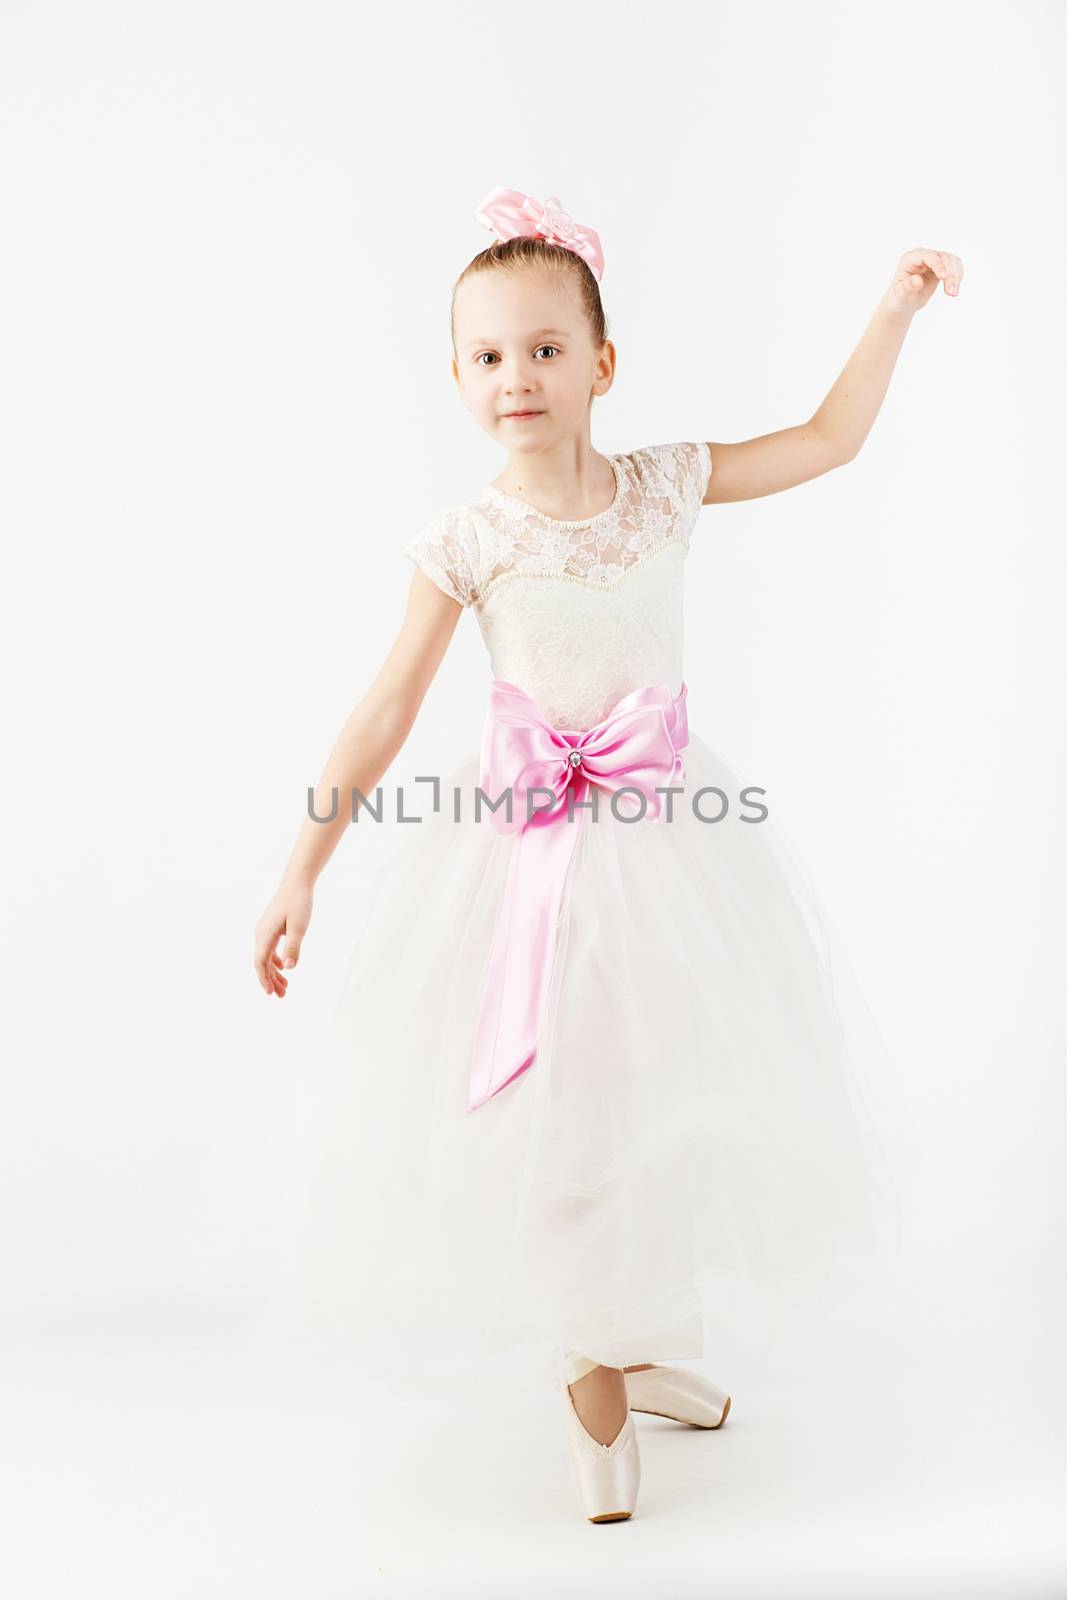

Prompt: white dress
xmin=271 ymin=441 xmax=918 ymax=1391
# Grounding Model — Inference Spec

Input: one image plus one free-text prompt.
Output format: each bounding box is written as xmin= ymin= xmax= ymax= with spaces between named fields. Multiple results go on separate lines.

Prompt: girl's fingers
xmin=254 ymin=939 xmax=273 ymax=992
xmin=908 ymin=247 xmax=965 ymax=294
xmin=935 ymin=252 xmax=962 ymax=295
xmin=254 ymin=932 xmax=288 ymax=994
xmin=903 ymin=249 xmax=941 ymax=280
xmin=255 ymin=905 xmax=311 ymax=997
xmin=936 ymin=250 xmax=955 ymax=291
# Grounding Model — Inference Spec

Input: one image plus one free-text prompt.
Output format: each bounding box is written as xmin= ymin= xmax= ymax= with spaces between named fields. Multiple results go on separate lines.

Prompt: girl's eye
xmin=476 ymin=345 xmax=560 ymax=366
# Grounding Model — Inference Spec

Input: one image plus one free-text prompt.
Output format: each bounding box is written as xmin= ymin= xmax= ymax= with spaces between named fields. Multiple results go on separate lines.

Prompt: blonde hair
xmin=450 ymin=235 xmax=609 ymax=354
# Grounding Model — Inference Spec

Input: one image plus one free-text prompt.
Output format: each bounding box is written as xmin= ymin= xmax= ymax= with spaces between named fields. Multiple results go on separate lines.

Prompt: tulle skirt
xmin=263 ymin=726 xmax=922 ymax=1391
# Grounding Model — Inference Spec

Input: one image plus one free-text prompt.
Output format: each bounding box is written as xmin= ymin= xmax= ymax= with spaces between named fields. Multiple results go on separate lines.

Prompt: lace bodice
xmin=401 ymin=440 xmax=711 ymax=731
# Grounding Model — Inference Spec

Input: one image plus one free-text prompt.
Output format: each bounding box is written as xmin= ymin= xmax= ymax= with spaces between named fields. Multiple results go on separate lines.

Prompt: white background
xmin=1 ymin=1 xmax=1064 ymax=1594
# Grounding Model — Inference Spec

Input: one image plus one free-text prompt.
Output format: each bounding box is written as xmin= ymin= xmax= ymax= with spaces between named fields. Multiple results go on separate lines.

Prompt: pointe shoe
xmin=561 ymin=1383 xmax=641 ymax=1522
xmin=623 ymin=1365 xmax=732 ymax=1429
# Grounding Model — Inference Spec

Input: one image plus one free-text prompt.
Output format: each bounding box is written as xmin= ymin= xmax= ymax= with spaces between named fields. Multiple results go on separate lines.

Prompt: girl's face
xmin=451 ymin=267 xmax=614 ymax=454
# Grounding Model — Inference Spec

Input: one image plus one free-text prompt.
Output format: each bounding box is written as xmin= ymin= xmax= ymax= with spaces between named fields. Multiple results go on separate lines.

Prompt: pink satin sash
xmin=468 ymin=677 xmax=690 ymax=1111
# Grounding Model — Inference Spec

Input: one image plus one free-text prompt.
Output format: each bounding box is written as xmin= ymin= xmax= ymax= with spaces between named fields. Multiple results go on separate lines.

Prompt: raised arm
xmin=702 ymin=247 xmax=964 ymax=507
xmin=252 ymin=570 xmax=462 ymax=996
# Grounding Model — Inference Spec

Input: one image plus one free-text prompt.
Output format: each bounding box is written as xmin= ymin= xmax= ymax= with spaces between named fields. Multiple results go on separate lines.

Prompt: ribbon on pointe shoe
xmin=467 ymin=677 xmax=689 ymax=1111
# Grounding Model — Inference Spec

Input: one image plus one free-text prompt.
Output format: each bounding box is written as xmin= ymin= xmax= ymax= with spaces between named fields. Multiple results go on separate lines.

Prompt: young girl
xmin=253 ymin=187 xmax=962 ymax=1523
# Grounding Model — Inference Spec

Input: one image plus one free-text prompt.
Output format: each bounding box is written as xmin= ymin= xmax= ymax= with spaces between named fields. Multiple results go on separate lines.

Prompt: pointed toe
xmin=624 ymin=1365 xmax=732 ymax=1428
xmin=562 ymin=1385 xmax=641 ymax=1522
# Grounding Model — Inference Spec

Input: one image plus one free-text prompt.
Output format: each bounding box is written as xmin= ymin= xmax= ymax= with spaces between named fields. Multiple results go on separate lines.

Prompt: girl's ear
xmin=593 ymin=339 xmax=616 ymax=397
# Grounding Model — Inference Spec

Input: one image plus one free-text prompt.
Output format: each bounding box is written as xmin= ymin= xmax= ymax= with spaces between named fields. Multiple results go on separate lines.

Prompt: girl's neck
xmin=491 ymin=448 xmax=616 ymax=521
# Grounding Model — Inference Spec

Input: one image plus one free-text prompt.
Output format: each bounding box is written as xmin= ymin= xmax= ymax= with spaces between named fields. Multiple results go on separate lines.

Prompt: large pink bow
xmin=468 ymin=677 xmax=689 ymax=1111
xmin=473 ymin=187 xmax=605 ymax=282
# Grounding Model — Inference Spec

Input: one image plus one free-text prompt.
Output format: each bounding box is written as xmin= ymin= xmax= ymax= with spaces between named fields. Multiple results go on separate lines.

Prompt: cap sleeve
xmin=661 ymin=440 xmax=712 ymax=513
xmin=401 ymin=513 xmax=480 ymax=608
xmin=630 ymin=441 xmax=712 ymax=542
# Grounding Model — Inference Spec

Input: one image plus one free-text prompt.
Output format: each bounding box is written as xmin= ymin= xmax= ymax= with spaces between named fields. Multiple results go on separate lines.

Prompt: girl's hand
xmin=884 ymin=247 xmax=964 ymax=316
xmin=253 ymin=875 xmax=314 ymax=998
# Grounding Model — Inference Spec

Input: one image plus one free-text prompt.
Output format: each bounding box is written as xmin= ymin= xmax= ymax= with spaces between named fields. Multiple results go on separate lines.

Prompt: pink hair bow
xmin=468 ymin=677 xmax=689 ymax=1111
xmin=473 ymin=187 xmax=605 ymax=282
